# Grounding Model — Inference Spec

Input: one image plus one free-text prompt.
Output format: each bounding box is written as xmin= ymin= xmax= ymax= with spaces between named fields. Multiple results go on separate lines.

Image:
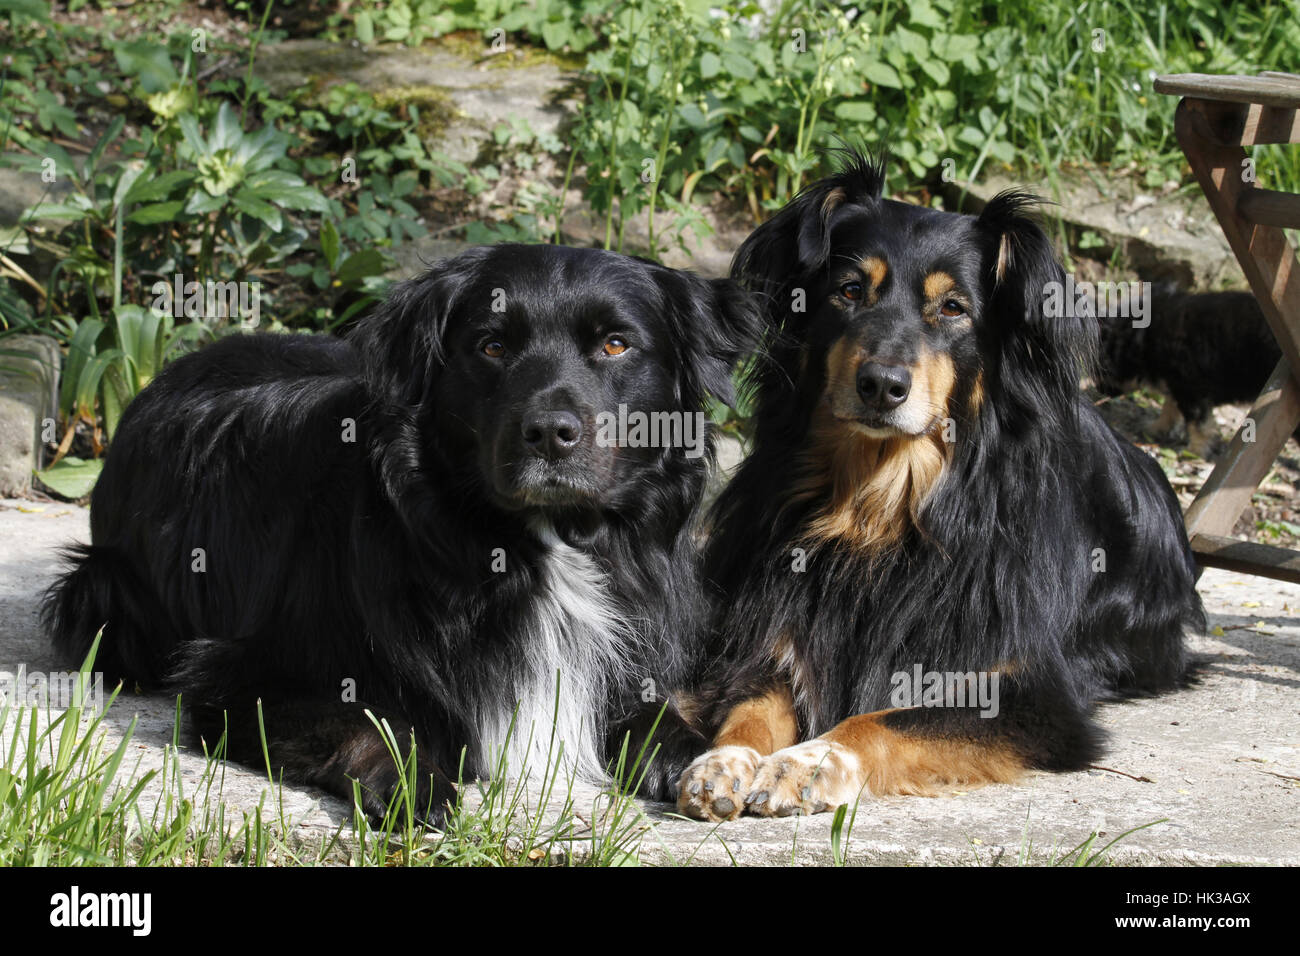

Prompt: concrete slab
xmin=941 ymin=174 xmax=1239 ymax=290
xmin=251 ymin=39 xmax=579 ymax=167
xmin=0 ymin=335 xmax=59 ymax=496
xmin=1 ymin=499 xmax=1296 ymax=865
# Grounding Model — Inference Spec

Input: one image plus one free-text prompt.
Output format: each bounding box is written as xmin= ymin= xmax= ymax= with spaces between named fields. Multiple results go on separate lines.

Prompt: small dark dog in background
xmin=1095 ymin=283 xmax=1284 ymax=458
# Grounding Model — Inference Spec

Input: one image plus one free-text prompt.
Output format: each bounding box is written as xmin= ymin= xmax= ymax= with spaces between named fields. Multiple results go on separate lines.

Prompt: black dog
xmin=44 ymin=244 xmax=757 ymax=823
xmin=676 ymin=151 xmax=1204 ymax=820
xmin=1096 ymin=283 xmax=1284 ymax=458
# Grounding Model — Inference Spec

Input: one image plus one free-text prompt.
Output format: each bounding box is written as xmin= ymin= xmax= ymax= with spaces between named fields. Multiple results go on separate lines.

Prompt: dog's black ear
xmin=731 ymin=148 xmax=886 ymax=323
xmin=652 ymin=269 xmax=763 ymax=407
xmin=348 ymin=250 xmax=486 ymax=405
xmin=977 ymin=191 xmax=1097 ymax=414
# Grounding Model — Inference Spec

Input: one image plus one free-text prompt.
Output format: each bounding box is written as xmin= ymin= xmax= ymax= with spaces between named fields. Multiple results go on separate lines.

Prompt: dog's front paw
xmin=676 ymin=745 xmax=760 ymax=821
xmin=353 ymin=757 xmax=456 ymax=829
xmin=744 ymin=739 xmax=865 ymax=817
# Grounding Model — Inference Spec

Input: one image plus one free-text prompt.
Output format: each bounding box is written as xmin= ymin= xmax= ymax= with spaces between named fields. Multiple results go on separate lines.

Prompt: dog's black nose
xmin=522 ymin=410 xmax=583 ymax=460
xmin=856 ymin=363 xmax=912 ymax=411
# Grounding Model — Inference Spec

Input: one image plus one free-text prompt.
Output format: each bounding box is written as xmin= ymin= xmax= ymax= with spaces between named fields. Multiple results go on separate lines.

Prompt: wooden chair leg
xmin=1184 ymin=358 xmax=1300 ymax=540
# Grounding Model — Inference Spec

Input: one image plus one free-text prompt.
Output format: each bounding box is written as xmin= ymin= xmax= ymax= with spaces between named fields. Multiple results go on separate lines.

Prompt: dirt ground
xmin=1092 ymin=386 xmax=1300 ymax=549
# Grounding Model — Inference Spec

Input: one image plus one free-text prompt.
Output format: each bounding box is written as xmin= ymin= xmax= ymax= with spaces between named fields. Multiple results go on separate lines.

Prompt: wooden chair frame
xmin=1152 ymin=72 xmax=1300 ymax=583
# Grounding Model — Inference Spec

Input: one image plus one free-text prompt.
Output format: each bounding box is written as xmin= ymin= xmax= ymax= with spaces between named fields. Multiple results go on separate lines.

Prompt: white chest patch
xmin=475 ymin=521 xmax=636 ymax=782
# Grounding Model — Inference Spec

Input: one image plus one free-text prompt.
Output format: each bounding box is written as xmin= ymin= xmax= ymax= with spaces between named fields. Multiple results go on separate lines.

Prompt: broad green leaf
xmin=232 ymin=191 xmax=284 ymax=232
xmin=236 ymin=125 xmax=288 ymax=172
xmin=834 ymin=101 xmax=877 ymax=122
xmin=212 ymin=102 xmax=242 ymax=153
xmin=35 ymin=457 xmax=103 ymax=500
xmin=87 ymin=115 xmax=125 ymax=175
xmin=320 ymin=219 xmax=340 ymax=269
xmin=126 ymin=200 xmax=184 ymax=224
xmin=112 ymin=40 xmax=178 ymax=94
xmin=721 ymin=51 xmax=756 ymax=81
xmin=894 ymin=26 xmax=928 ymax=61
xmin=124 ymin=170 xmax=195 ymax=204
xmin=919 ymin=58 xmax=950 ymax=85
xmin=102 ymin=364 xmax=128 ymax=437
xmin=0 ymin=225 xmax=30 ymax=255
xmin=862 ymin=60 xmax=902 ymax=88
xmin=177 ymin=113 xmax=207 ymax=159
xmin=932 ymin=34 xmax=981 ymax=62
xmin=540 ymin=20 xmax=570 ymax=50
xmin=354 ymin=9 xmax=374 ymax=44
xmin=0 ymin=0 xmax=51 ymax=21
xmin=112 ymin=162 xmax=147 ymax=210
xmin=59 ymin=319 xmax=104 ymax=413
xmin=335 ymin=249 xmax=389 ymax=285
xmin=74 ymin=349 xmax=123 ymax=417
xmin=246 ymin=180 xmax=330 ymax=213
xmin=908 ymin=0 xmax=945 ymax=29
xmin=21 ymin=199 xmax=94 ymax=221
xmin=184 ymin=191 xmax=227 ymax=215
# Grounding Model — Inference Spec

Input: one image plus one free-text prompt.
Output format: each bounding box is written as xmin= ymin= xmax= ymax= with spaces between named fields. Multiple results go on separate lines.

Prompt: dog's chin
xmin=513 ymin=480 xmax=599 ymax=509
xmin=826 ymin=392 xmax=938 ymax=440
xmin=834 ymin=412 xmax=931 ymax=440
xmin=492 ymin=462 xmax=604 ymax=512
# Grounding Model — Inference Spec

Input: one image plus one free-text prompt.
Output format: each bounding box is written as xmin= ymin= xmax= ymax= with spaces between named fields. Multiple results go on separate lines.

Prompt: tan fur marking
xmin=821 ymin=187 xmax=847 ymax=217
xmin=713 ymin=686 xmax=798 ymax=756
xmin=821 ymin=336 xmax=865 ymax=413
xmin=968 ymin=372 xmax=985 ymax=413
xmin=923 ymin=271 xmax=956 ymax=301
xmin=797 ymin=342 xmax=955 ymax=554
xmin=672 ymin=690 xmax=701 ymax=727
xmin=821 ymin=710 xmax=1025 ymax=796
xmin=922 ymin=272 xmax=958 ymax=326
xmin=995 ymin=233 xmax=1013 ymax=282
xmin=859 ymin=256 xmax=888 ymax=292
xmin=770 ymin=633 xmax=809 ymax=713
xmin=918 ymin=349 xmax=957 ymax=421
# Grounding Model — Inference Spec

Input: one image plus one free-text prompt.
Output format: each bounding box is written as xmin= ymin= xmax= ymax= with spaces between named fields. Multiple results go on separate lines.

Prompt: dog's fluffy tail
xmin=41 ymin=545 xmax=174 ymax=688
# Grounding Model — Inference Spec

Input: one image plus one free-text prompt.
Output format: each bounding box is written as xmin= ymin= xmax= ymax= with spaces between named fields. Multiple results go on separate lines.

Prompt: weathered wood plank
xmin=1238 ymin=188 xmax=1300 ymax=229
xmin=1183 ymin=359 xmax=1300 ymax=539
xmin=1175 ymin=99 xmax=1300 ymax=386
xmin=1190 ymin=533 xmax=1300 ymax=584
xmin=1155 ymin=73 xmax=1300 ymax=109
xmin=1179 ymin=101 xmax=1300 ymax=147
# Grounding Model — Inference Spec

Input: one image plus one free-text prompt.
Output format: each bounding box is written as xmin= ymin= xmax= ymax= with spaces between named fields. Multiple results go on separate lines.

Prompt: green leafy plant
xmin=41 ymin=304 xmax=208 ymax=474
xmin=282 ymin=218 xmax=392 ymax=330
xmin=171 ymin=100 xmax=330 ymax=274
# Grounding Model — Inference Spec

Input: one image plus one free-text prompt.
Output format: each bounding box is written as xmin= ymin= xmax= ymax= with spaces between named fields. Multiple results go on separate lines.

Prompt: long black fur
xmin=696 ymin=150 xmax=1205 ymax=772
xmin=44 ymin=244 xmax=759 ymax=822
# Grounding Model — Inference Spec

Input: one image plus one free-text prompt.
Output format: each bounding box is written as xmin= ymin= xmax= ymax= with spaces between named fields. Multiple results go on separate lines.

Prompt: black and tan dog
xmin=677 ymin=151 xmax=1205 ymax=820
xmin=1096 ymin=283 xmax=1284 ymax=458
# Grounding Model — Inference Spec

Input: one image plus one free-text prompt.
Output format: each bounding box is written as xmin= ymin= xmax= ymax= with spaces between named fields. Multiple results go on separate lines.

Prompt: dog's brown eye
xmin=482 ymin=341 xmax=506 ymax=358
xmin=840 ymin=282 xmax=863 ymax=301
xmin=940 ymin=300 xmax=965 ymax=318
xmin=603 ymin=337 xmax=628 ymax=356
